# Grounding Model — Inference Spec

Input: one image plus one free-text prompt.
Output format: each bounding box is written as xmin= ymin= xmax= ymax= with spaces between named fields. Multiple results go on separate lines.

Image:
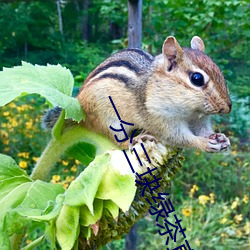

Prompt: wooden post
xmin=128 ymin=0 xmax=142 ymax=49
xmin=126 ymin=2 xmax=142 ymax=247
xmin=125 ymin=223 xmax=137 ymax=250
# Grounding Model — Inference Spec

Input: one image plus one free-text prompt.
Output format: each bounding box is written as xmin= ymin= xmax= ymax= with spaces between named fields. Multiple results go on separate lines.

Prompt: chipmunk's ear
xmin=191 ymin=36 xmax=205 ymax=52
xmin=162 ymin=36 xmax=184 ymax=63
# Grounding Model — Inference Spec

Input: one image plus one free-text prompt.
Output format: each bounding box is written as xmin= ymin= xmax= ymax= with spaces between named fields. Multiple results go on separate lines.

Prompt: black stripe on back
xmin=125 ymin=48 xmax=154 ymax=62
xmin=96 ymin=73 xmax=130 ymax=85
xmin=91 ymin=60 xmax=140 ymax=79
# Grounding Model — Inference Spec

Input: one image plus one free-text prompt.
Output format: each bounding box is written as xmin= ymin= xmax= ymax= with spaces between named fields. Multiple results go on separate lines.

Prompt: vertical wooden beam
xmin=128 ymin=0 xmax=142 ymax=49
xmin=125 ymin=223 xmax=137 ymax=250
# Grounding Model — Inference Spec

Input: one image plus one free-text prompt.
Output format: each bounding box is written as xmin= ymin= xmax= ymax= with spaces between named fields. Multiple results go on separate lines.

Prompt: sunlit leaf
xmin=64 ymin=154 xmax=110 ymax=213
xmin=80 ymin=199 xmax=103 ymax=226
xmin=0 ymin=62 xmax=85 ymax=121
xmin=56 ymin=205 xmax=80 ymax=250
xmin=65 ymin=142 xmax=96 ymax=165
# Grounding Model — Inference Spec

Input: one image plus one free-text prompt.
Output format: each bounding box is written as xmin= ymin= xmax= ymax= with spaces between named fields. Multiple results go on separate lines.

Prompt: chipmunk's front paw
xmin=129 ymin=132 xmax=156 ymax=152
xmin=206 ymin=133 xmax=230 ymax=152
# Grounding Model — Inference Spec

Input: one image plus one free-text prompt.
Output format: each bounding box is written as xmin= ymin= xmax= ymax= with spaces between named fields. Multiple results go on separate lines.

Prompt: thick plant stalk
xmin=28 ymin=122 xmax=183 ymax=250
xmin=31 ymin=126 xmax=117 ymax=181
xmin=78 ymin=142 xmax=183 ymax=249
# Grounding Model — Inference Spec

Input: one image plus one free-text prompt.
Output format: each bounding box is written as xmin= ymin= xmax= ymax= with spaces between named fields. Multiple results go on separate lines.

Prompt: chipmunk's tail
xmin=41 ymin=106 xmax=62 ymax=130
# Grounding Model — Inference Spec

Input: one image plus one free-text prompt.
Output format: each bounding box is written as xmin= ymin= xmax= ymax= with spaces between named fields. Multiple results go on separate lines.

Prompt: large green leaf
xmin=96 ymin=165 xmax=136 ymax=212
xmin=0 ymin=154 xmax=65 ymax=248
xmin=103 ymin=200 xmax=119 ymax=219
xmin=0 ymin=62 xmax=85 ymax=122
xmin=0 ymin=154 xmax=30 ymax=181
xmin=65 ymin=142 xmax=96 ymax=165
xmin=0 ymin=176 xmax=31 ymax=201
xmin=20 ymin=181 xmax=64 ymax=213
xmin=79 ymin=199 xmax=103 ymax=227
xmin=64 ymin=151 xmax=136 ymax=214
xmin=63 ymin=153 xmax=110 ymax=213
xmin=56 ymin=205 xmax=80 ymax=250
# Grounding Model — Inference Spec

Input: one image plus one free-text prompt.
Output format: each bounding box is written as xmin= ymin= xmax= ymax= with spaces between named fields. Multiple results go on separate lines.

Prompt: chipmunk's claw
xmin=207 ymin=133 xmax=230 ymax=152
xmin=129 ymin=132 xmax=156 ymax=153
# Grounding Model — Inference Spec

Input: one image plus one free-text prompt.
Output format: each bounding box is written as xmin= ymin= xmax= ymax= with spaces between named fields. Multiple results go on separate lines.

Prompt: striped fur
xmin=77 ymin=36 xmax=231 ymax=153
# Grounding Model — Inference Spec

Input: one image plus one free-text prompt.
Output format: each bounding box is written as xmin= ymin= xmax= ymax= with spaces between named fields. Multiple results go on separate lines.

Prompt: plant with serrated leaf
xmin=0 ymin=62 xmax=182 ymax=249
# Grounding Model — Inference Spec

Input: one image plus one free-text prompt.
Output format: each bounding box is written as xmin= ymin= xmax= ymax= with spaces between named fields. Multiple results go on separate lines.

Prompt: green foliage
xmin=0 ymin=62 xmax=182 ymax=249
xmin=0 ymin=62 xmax=84 ymax=122
xmin=0 ymin=154 xmax=64 ymax=249
xmin=0 ymin=0 xmax=249 ymax=100
xmin=136 ymin=195 xmax=249 ymax=249
xmin=142 ymin=0 xmax=250 ymax=99
xmin=0 ymin=1 xmax=249 ymax=249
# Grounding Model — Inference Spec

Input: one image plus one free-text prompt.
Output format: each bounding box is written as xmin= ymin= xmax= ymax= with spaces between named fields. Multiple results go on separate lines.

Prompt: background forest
xmin=0 ymin=0 xmax=249 ymax=249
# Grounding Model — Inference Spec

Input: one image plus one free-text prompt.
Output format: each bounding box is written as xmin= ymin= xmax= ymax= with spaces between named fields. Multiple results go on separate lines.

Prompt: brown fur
xmin=77 ymin=36 xmax=231 ymax=152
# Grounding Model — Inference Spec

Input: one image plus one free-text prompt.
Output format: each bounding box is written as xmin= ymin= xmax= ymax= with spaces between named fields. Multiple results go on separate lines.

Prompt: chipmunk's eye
xmin=190 ymin=72 xmax=204 ymax=87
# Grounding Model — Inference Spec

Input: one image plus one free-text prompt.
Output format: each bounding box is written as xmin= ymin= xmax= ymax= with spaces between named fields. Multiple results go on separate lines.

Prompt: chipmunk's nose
xmin=219 ymin=101 xmax=232 ymax=114
xmin=228 ymin=101 xmax=232 ymax=112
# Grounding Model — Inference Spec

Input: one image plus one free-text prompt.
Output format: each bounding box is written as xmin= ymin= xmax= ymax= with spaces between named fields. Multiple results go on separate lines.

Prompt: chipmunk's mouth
xmin=204 ymin=100 xmax=232 ymax=115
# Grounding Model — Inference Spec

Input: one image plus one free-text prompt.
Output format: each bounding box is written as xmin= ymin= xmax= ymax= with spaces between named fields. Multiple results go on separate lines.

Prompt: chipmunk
xmin=44 ymin=36 xmax=232 ymax=153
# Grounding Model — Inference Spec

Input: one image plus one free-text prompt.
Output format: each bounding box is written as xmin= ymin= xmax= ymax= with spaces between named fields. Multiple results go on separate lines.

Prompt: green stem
xmin=30 ymin=126 xmax=118 ymax=181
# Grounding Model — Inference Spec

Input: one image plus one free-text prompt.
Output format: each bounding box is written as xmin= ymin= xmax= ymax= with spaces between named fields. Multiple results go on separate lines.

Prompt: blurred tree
xmin=128 ymin=0 xmax=142 ymax=48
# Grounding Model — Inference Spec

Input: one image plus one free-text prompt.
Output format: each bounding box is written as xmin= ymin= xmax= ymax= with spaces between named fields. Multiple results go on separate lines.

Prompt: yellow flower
xmin=0 ymin=130 xmax=8 ymax=138
xmin=32 ymin=157 xmax=39 ymax=162
xmin=11 ymin=119 xmax=18 ymax=127
xmin=3 ymin=111 xmax=9 ymax=116
xmin=232 ymin=150 xmax=237 ymax=156
xmin=243 ymin=195 xmax=248 ymax=204
xmin=182 ymin=207 xmax=192 ymax=217
xmin=244 ymin=221 xmax=250 ymax=234
xmin=220 ymin=217 xmax=228 ymax=224
xmin=189 ymin=184 xmax=199 ymax=198
xmin=17 ymin=105 xmax=30 ymax=112
xmin=19 ymin=161 xmax=28 ymax=169
xmin=221 ymin=162 xmax=228 ymax=167
xmin=66 ymin=176 xmax=75 ymax=182
xmin=62 ymin=160 xmax=69 ymax=166
xmin=26 ymin=121 xmax=33 ymax=129
xmin=198 ymin=195 xmax=210 ymax=206
xmin=9 ymin=103 xmax=16 ymax=108
xmin=18 ymin=152 xmax=30 ymax=159
xmin=234 ymin=214 xmax=243 ymax=224
xmin=231 ymin=197 xmax=240 ymax=209
xmin=4 ymin=147 xmax=10 ymax=152
xmin=51 ymin=175 xmax=61 ymax=183
xmin=75 ymin=159 xmax=81 ymax=165
xmin=194 ymin=238 xmax=201 ymax=247
xmin=209 ymin=193 xmax=215 ymax=204
xmin=63 ymin=182 xmax=69 ymax=189
xmin=3 ymin=138 xmax=9 ymax=145
xmin=236 ymin=229 xmax=242 ymax=237
xmin=70 ymin=165 xmax=77 ymax=172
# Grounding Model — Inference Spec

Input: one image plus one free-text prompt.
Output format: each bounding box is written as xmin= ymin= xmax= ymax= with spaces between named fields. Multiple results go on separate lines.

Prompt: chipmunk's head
xmin=152 ymin=36 xmax=232 ymax=116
